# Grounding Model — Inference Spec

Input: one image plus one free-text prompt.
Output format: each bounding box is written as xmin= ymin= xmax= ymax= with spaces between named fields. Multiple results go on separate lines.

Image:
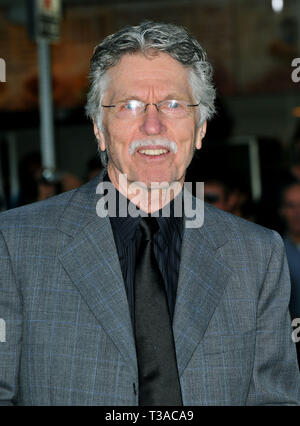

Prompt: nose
xmin=139 ymin=104 xmax=167 ymax=136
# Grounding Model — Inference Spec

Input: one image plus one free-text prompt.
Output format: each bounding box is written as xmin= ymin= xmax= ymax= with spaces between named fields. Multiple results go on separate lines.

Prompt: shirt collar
xmin=103 ymin=170 xmax=183 ymax=245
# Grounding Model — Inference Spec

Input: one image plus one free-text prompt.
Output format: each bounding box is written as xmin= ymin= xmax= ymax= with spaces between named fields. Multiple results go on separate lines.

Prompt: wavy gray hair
xmin=85 ymin=21 xmax=216 ymax=167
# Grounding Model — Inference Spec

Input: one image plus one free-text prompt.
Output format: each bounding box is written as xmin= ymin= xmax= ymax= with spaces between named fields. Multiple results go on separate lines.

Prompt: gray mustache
xmin=128 ymin=139 xmax=178 ymax=155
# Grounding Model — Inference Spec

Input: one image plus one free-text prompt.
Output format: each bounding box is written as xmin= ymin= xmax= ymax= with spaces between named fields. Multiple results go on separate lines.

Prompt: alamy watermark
xmin=0 ymin=318 xmax=6 ymax=342
xmin=96 ymin=174 xmax=204 ymax=228
xmin=291 ymin=58 xmax=300 ymax=83
xmin=292 ymin=318 xmax=300 ymax=343
xmin=0 ymin=58 xmax=6 ymax=82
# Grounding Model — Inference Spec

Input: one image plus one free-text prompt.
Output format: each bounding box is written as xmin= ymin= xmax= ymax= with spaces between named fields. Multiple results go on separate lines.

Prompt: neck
xmin=107 ymin=170 xmax=183 ymax=214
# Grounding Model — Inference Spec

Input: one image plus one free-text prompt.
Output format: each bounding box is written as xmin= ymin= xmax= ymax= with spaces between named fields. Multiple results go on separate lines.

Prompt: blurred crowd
xmin=11 ymin=152 xmax=103 ymax=206
xmin=202 ymin=128 xmax=300 ymax=364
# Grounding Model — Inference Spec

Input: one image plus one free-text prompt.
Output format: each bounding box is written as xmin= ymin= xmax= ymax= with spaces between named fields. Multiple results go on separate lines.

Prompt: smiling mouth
xmin=136 ymin=148 xmax=170 ymax=158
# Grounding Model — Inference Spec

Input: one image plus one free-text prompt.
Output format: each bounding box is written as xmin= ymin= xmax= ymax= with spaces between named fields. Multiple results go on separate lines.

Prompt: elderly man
xmin=0 ymin=22 xmax=299 ymax=406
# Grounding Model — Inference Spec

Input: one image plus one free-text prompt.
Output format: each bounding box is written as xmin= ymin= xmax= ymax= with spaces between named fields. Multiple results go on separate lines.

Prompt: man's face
xmin=281 ymin=184 xmax=300 ymax=236
xmin=93 ymin=52 xmax=206 ymax=189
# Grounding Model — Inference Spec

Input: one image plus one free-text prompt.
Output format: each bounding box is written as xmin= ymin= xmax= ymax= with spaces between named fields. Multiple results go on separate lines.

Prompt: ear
xmin=93 ymin=120 xmax=106 ymax=152
xmin=195 ymin=120 xmax=207 ymax=150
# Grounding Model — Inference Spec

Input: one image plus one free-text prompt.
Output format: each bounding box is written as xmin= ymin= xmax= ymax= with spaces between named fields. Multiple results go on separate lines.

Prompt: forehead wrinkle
xmin=107 ymin=83 xmax=192 ymax=105
xmin=104 ymin=52 xmax=192 ymax=103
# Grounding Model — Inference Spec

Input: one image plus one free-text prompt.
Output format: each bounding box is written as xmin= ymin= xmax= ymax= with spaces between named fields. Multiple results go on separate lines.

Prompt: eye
xmin=124 ymin=100 xmax=141 ymax=110
xmin=164 ymin=100 xmax=185 ymax=111
xmin=169 ymin=100 xmax=182 ymax=109
xmin=115 ymin=100 xmax=144 ymax=118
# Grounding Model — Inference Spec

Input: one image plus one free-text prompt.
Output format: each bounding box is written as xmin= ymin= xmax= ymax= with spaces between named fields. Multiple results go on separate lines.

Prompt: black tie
xmin=134 ymin=216 xmax=183 ymax=406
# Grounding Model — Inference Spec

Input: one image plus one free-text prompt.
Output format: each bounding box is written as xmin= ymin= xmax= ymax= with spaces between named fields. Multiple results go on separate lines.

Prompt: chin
xmin=142 ymin=174 xmax=174 ymax=188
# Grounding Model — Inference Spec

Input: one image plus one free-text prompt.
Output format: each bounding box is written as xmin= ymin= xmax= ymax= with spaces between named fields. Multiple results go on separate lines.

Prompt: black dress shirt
xmin=103 ymin=171 xmax=183 ymax=326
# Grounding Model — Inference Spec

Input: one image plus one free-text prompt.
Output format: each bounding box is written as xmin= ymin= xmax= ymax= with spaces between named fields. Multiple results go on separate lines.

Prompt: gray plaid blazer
xmin=0 ymin=169 xmax=299 ymax=405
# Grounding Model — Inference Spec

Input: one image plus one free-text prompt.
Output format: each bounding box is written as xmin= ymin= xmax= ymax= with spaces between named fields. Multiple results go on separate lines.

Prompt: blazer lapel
xmin=173 ymin=204 xmax=232 ymax=377
xmin=57 ymin=171 xmax=138 ymax=379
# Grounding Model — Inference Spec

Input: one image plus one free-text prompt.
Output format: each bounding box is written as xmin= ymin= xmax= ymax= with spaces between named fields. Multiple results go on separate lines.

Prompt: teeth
xmin=138 ymin=149 xmax=168 ymax=156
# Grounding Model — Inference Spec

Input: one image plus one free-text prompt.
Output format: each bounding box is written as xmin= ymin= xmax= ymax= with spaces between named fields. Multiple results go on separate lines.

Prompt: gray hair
xmin=85 ymin=21 xmax=216 ymax=167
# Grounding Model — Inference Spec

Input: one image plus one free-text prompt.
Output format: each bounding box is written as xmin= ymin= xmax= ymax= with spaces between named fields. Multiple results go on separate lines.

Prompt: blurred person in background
xmin=204 ymin=178 xmax=231 ymax=211
xmin=60 ymin=172 xmax=82 ymax=192
xmin=280 ymin=182 xmax=300 ymax=367
xmin=36 ymin=175 xmax=61 ymax=201
xmin=204 ymin=177 xmax=257 ymax=222
xmin=17 ymin=151 xmax=82 ymax=203
xmin=226 ymin=180 xmax=257 ymax=222
xmin=280 ymin=182 xmax=300 ymax=320
xmin=36 ymin=171 xmax=82 ymax=201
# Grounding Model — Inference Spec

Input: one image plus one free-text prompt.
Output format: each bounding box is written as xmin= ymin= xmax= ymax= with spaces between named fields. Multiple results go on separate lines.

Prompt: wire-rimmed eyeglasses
xmin=101 ymin=99 xmax=200 ymax=119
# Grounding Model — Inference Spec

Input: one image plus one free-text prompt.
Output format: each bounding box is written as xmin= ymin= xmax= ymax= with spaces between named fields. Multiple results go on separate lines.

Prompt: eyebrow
xmin=112 ymin=94 xmax=192 ymax=103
